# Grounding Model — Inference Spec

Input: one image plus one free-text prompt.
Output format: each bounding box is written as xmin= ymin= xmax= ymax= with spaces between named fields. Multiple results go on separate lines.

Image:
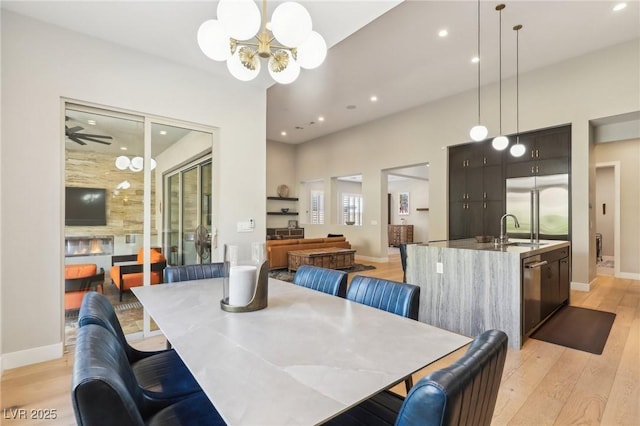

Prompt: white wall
xmin=295 ymin=39 xmax=640 ymax=287
xmin=1 ymin=12 xmax=267 ymax=369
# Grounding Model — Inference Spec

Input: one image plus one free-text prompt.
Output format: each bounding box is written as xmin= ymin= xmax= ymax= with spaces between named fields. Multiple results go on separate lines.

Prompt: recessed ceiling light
xmin=346 ymin=105 xmax=357 ymax=110
xmin=159 ymin=130 xmax=167 ymax=135
xmin=370 ymin=95 xmax=378 ymax=102
xmin=438 ymin=29 xmax=448 ymax=37
xmin=120 ymin=146 xmax=127 ymax=151
xmin=281 ymin=131 xmax=287 ymax=136
xmin=471 ymin=56 xmax=480 ymax=64
xmin=87 ymin=119 xmax=96 ymax=125
xmin=318 ymin=116 xmax=325 ymax=122
xmin=613 ymin=2 xmax=627 ymax=11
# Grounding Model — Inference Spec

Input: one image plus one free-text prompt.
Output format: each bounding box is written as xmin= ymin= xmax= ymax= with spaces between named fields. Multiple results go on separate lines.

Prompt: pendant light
xmin=510 ymin=24 xmax=526 ymax=157
xmin=492 ymin=4 xmax=509 ymax=151
xmin=469 ymin=0 xmax=488 ymax=142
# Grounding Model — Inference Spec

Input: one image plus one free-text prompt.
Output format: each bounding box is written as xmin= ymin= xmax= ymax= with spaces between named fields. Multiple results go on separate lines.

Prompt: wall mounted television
xmin=65 ymin=187 xmax=107 ymax=226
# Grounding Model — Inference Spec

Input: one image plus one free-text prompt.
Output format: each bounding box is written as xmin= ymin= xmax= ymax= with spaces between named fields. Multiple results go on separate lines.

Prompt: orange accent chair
xmin=65 ymin=264 xmax=105 ymax=310
xmin=110 ymin=248 xmax=166 ymax=301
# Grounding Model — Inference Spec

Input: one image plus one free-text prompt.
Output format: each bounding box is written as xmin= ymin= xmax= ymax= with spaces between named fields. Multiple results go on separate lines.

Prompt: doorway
xmin=595 ymin=162 xmax=620 ymax=276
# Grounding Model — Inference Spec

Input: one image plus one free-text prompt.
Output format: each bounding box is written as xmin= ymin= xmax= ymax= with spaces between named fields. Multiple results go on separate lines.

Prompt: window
xmin=310 ymin=190 xmax=324 ymax=224
xmin=342 ymin=193 xmax=363 ymax=226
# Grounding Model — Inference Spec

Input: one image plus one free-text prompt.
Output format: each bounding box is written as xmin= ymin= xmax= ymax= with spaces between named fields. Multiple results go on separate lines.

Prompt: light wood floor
xmin=2 ymin=254 xmax=638 ymax=425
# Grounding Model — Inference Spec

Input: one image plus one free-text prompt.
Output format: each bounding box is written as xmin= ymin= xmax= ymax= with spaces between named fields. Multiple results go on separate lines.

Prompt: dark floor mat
xmin=530 ymin=305 xmax=616 ymax=354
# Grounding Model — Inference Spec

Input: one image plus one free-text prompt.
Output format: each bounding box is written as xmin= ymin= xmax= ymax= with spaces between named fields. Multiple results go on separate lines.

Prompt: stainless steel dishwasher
xmin=522 ymin=255 xmax=548 ymax=335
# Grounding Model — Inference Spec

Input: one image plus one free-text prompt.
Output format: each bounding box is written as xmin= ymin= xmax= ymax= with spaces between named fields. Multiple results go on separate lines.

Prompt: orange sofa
xmin=266 ymin=237 xmax=351 ymax=270
xmin=110 ymin=248 xmax=166 ymax=301
xmin=65 ymin=263 xmax=104 ymax=310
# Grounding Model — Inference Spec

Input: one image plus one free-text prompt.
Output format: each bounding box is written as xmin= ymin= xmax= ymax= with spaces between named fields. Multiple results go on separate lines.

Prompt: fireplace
xmin=65 ymin=235 xmax=114 ymax=257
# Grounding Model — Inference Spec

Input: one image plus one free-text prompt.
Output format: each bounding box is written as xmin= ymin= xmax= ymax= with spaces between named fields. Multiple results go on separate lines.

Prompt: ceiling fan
xmin=65 ymin=117 xmax=113 ymax=145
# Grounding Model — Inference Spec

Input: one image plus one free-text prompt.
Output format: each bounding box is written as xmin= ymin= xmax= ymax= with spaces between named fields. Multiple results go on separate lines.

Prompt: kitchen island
xmin=405 ymin=239 xmax=570 ymax=349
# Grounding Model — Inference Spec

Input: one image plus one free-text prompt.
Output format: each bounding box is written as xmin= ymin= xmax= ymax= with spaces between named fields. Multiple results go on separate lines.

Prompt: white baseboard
xmin=617 ymin=271 xmax=640 ymax=280
xmin=2 ymin=342 xmax=63 ymax=371
xmin=571 ymin=279 xmax=594 ymax=292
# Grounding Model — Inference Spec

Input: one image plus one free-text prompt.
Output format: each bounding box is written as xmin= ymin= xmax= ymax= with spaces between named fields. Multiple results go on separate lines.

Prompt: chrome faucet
xmin=499 ymin=214 xmax=520 ymax=244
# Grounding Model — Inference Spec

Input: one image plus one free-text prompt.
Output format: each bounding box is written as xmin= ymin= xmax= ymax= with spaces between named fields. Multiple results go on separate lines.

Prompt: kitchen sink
xmin=507 ymin=242 xmax=548 ymax=247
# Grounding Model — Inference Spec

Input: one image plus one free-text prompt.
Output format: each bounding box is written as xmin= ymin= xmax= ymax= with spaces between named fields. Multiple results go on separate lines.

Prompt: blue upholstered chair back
xmin=78 ymin=292 xmax=161 ymax=363
xmin=292 ymin=265 xmax=348 ymax=298
xmin=72 ymin=325 xmax=165 ymax=426
xmin=164 ymin=263 xmax=225 ymax=283
xmin=396 ymin=329 xmax=508 ymax=426
xmin=346 ymin=275 xmax=420 ymax=320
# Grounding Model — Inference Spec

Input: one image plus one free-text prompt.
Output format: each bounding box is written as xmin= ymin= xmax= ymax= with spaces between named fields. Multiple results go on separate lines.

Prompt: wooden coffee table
xmin=288 ymin=247 xmax=356 ymax=272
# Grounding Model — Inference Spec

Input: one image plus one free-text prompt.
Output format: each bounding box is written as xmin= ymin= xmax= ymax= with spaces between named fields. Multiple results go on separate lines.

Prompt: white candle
xmin=228 ymin=265 xmax=257 ymax=306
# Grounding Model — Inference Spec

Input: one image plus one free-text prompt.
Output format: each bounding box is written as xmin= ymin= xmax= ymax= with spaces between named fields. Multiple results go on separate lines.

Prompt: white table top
xmin=133 ymin=278 xmax=471 ymax=425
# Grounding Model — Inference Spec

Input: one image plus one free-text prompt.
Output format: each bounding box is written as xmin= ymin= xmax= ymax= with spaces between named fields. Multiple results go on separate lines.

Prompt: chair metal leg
xmin=404 ymin=375 xmax=414 ymax=393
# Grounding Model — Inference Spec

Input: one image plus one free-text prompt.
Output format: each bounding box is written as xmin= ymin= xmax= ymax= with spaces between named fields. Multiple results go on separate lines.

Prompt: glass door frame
xmin=62 ymin=98 xmax=217 ymax=340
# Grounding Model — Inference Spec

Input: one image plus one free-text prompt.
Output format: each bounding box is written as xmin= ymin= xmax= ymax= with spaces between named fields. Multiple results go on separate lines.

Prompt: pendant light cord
xmin=516 ymin=26 xmax=519 ymax=141
xmin=477 ymin=0 xmax=481 ymax=124
xmin=498 ymin=5 xmax=502 ymax=134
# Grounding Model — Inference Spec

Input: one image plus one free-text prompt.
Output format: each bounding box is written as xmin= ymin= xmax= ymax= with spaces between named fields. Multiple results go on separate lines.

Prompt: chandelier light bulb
xmin=217 ymin=0 xmax=261 ymax=41
xmin=227 ymin=47 xmax=260 ymax=81
xmin=271 ymin=2 xmax=312 ymax=47
xmin=469 ymin=125 xmax=488 ymax=141
xmin=492 ymin=135 xmax=509 ymax=150
xmin=296 ymin=31 xmax=327 ymax=69
xmin=197 ymin=19 xmax=231 ymax=61
xmin=269 ymin=54 xmax=300 ymax=84
xmin=510 ymin=142 xmax=526 ymax=157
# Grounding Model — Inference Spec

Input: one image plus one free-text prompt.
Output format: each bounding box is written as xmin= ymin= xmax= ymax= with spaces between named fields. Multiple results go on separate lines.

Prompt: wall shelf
xmin=267 ymin=196 xmax=299 ymax=201
xmin=267 ymin=212 xmax=299 ymax=216
xmin=416 ymin=208 xmax=430 ymax=211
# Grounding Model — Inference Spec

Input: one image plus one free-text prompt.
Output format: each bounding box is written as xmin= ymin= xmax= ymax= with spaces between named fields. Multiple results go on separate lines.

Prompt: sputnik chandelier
xmin=197 ymin=0 xmax=327 ymax=84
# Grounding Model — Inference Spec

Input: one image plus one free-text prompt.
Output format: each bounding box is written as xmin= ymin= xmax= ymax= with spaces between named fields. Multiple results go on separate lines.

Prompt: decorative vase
xmin=221 ymin=243 xmax=268 ymax=312
xmin=277 ymin=184 xmax=289 ymax=198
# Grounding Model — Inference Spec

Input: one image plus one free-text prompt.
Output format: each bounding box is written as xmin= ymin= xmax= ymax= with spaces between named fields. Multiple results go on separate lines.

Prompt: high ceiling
xmin=4 ymin=1 xmax=639 ymax=145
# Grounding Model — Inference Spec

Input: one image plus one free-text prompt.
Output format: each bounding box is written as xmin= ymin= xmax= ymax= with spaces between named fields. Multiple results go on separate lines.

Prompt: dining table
xmin=132 ymin=277 xmax=472 ymax=425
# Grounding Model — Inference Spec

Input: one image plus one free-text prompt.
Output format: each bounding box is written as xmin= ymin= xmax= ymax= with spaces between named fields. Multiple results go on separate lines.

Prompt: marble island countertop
xmin=421 ymin=238 xmax=570 ymax=257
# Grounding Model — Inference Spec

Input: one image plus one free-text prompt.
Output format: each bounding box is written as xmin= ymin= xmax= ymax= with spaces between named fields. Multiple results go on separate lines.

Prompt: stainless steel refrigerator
xmin=505 ymin=174 xmax=570 ymax=240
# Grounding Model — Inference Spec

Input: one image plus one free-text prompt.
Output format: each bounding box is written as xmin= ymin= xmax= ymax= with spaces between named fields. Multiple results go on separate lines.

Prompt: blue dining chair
xmin=346 ymin=275 xmax=420 ymax=320
xmin=78 ymin=292 xmax=201 ymax=401
xmin=293 ymin=265 xmax=348 ymax=297
xmin=324 ymin=329 xmax=509 ymax=426
xmin=72 ymin=324 xmax=225 ymax=426
xmin=165 ymin=262 xmax=225 ymax=283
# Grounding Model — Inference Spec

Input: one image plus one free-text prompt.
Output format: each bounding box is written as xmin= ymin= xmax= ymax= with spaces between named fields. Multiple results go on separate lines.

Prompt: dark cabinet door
xmin=537 ymin=158 xmax=570 ymax=175
xmin=468 ymin=202 xmax=484 ymax=237
xmin=449 ymin=202 xmax=468 ymax=240
xmin=449 ymin=170 xmax=467 ymax=201
xmin=466 ymin=167 xmax=484 ymax=201
xmin=483 ymin=200 xmax=503 ymax=238
xmin=534 ymin=128 xmax=571 ymax=160
xmin=483 ymin=165 xmax=503 ymax=200
xmin=540 ymin=260 xmax=560 ymax=320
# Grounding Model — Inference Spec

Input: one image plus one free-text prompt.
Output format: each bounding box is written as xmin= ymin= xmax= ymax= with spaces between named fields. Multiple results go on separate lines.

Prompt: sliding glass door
xmin=63 ymin=102 xmax=215 ymax=344
xmin=163 ymin=156 xmax=213 ymax=266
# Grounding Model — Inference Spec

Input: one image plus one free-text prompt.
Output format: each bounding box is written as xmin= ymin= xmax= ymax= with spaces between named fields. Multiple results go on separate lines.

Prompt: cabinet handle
xmin=526 ymin=260 xmax=548 ymax=269
xmin=483 ymin=192 xmax=487 ymax=199
xmin=536 ymin=149 xmax=539 ymax=158
xmin=483 ymin=202 xmax=487 ymax=209
xmin=531 ymin=150 xmax=535 ymax=159
xmin=483 ymin=157 xmax=487 ymax=165
xmin=536 ymin=166 xmax=539 ymax=173
xmin=531 ymin=166 xmax=535 ymax=174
